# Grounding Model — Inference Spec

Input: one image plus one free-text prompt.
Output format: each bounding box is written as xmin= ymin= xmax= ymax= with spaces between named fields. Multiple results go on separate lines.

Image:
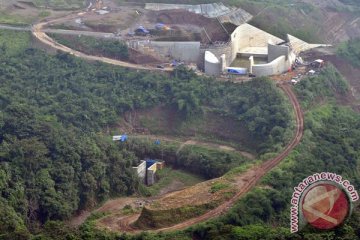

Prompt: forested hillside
xmin=337 ymin=38 xmax=360 ymax=67
xmin=0 ymin=29 xmax=292 ymax=239
xmin=47 ymin=65 xmax=359 ymax=240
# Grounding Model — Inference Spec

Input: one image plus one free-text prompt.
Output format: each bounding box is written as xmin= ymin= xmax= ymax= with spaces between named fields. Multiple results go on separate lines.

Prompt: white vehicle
xmin=291 ymin=79 xmax=298 ymax=85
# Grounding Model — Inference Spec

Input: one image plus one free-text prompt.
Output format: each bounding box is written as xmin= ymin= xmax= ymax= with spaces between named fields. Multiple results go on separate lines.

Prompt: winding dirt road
xmin=30 ymin=12 xmax=304 ymax=233
xmin=32 ymin=15 xmax=172 ymax=72
xmin=158 ymin=84 xmax=303 ymax=232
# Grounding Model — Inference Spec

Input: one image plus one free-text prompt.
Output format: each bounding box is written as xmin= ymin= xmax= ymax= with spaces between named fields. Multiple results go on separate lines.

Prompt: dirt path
xmin=91 ymin=83 xmax=303 ymax=233
xmin=113 ymin=83 xmax=304 ymax=233
xmin=132 ymin=134 xmax=256 ymax=159
xmin=30 ymin=9 xmax=304 ymax=233
xmin=31 ymin=13 xmax=173 ymax=72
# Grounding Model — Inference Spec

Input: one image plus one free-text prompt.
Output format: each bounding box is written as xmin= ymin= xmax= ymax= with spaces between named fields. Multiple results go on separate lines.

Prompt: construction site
xmin=39 ymin=1 xmax=327 ymax=78
xmin=26 ymin=0 xmax=340 ymax=234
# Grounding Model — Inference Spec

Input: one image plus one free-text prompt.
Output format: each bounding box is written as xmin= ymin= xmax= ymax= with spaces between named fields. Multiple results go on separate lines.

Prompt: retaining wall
xmin=150 ymin=41 xmax=200 ymax=63
xmin=147 ymin=163 xmax=157 ymax=186
xmin=133 ymin=161 xmax=147 ymax=183
xmin=252 ymin=55 xmax=289 ymax=77
xmin=199 ymin=42 xmax=232 ymax=70
xmin=268 ymin=43 xmax=289 ymax=62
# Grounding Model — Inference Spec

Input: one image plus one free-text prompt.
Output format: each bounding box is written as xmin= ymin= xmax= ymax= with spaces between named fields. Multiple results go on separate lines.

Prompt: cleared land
xmin=121 ymin=106 xmax=258 ymax=154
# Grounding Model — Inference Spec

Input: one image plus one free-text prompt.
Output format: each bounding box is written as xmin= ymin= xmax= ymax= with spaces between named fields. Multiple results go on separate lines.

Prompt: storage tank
xmin=204 ymin=51 xmax=221 ymax=76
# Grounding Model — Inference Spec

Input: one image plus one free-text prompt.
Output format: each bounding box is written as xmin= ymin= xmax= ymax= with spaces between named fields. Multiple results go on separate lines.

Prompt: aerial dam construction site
xmin=32 ymin=1 xmax=327 ymax=78
xmin=10 ymin=0 xmax=338 ymax=235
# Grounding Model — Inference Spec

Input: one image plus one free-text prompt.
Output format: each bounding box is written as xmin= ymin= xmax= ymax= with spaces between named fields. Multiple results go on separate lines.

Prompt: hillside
xmin=0 ymin=1 xmax=359 ymax=239
xmin=0 ymin=29 xmax=293 ymax=239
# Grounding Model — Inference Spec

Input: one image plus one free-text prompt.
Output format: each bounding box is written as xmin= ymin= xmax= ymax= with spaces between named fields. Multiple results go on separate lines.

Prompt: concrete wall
xmin=199 ymin=42 xmax=232 ymax=70
xmin=146 ymin=163 xmax=157 ymax=186
xmin=252 ymin=55 xmax=290 ymax=77
xmin=230 ymin=24 xmax=284 ymax=63
xmin=133 ymin=160 xmax=146 ymax=183
xmin=268 ymin=43 xmax=289 ymax=62
xmin=150 ymin=41 xmax=200 ymax=63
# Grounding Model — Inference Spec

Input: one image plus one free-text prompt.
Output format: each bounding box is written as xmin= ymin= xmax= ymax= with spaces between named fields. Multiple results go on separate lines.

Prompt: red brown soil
xmin=148 ymin=9 xmax=229 ymax=43
xmin=128 ymin=48 xmax=161 ymax=64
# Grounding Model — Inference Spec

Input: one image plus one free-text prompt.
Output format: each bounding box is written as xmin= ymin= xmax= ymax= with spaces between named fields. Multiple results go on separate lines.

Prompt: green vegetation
xmin=50 ymin=34 xmax=129 ymax=60
xmin=125 ymin=139 xmax=248 ymax=179
xmin=140 ymin=167 xmax=205 ymax=196
xmin=169 ymin=64 xmax=360 ymax=240
xmin=0 ymin=12 xmax=33 ymax=25
xmin=0 ymin=29 xmax=31 ymax=56
xmin=337 ymin=38 xmax=360 ymax=67
xmin=38 ymin=11 xmax=51 ymax=18
xmin=210 ymin=182 xmax=230 ymax=193
xmin=0 ymin=30 xmax=292 ymax=238
xmin=248 ymin=3 xmax=321 ymax=42
xmin=294 ymin=65 xmax=349 ymax=109
xmin=137 ymin=108 xmax=258 ymax=152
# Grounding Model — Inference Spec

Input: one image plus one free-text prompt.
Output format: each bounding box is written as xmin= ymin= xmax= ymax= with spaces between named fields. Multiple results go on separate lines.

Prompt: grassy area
xmin=50 ymin=34 xmax=129 ymax=60
xmin=0 ymin=29 xmax=31 ymax=55
xmin=140 ymin=167 xmax=205 ymax=196
xmin=38 ymin=10 xmax=51 ymax=18
xmin=137 ymin=107 xmax=258 ymax=153
xmin=0 ymin=11 xmax=34 ymax=25
xmin=210 ymin=182 xmax=230 ymax=193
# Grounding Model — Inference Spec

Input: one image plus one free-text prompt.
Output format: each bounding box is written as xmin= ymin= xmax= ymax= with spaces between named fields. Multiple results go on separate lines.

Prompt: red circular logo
xmin=301 ymin=183 xmax=349 ymax=230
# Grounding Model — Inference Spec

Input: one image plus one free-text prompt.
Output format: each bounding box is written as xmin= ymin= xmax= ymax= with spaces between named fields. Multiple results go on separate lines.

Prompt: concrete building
xmin=138 ymin=2 xmax=325 ymax=77
xmin=133 ymin=160 xmax=165 ymax=186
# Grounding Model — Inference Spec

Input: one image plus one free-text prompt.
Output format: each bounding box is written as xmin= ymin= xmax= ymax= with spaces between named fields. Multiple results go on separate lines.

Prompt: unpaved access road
xmin=32 ymin=14 xmax=173 ymax=72
xmin=110 ymin=83 xmax=304 ymax=233
xmin=30 ymin=10 xmax=304 ymax=233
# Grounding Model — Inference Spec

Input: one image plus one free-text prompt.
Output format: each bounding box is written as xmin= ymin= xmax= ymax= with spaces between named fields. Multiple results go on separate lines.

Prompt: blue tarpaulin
xmin=120 ymin=135 xmax=128 ymax=142
xmin=136 ymin=26 xmax=149 ymax=34
xmin=146 ymin=159 xmax=157 ymax=168
xmin=154 ymin=139 xmax=161 ymax=145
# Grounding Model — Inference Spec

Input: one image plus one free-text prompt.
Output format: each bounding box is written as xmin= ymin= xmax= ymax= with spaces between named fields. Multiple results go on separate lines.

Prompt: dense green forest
xmin=0 ymin=29 xmax=293 ymax=239
xmin=34 ymin=64 xmax=360 ymax=240
xmin=337 ymin=38 xmax=360 ymax=67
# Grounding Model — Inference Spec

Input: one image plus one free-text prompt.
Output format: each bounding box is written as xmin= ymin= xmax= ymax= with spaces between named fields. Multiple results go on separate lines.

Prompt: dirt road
xmin=31 ymin=15 xmax=172 ymax=72
xmin=131 ymin=134 xmax=256 ymax=159
xmin=30 ymin=9 xmax=304 ymax=233
xmin=96 ymin=83 xmax=303 ymax=233
xmin=150 ymin=84 xmax=303 ymax=233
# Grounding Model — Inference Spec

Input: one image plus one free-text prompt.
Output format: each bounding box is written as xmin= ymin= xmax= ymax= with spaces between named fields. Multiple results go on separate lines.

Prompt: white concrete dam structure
xmin=231 ymin=23 xmax=284 ymax=60
xmin=249 ymin=42 xmax=296 ymax=76
xmin=141 ymin=3 xmax=325 ymax=77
